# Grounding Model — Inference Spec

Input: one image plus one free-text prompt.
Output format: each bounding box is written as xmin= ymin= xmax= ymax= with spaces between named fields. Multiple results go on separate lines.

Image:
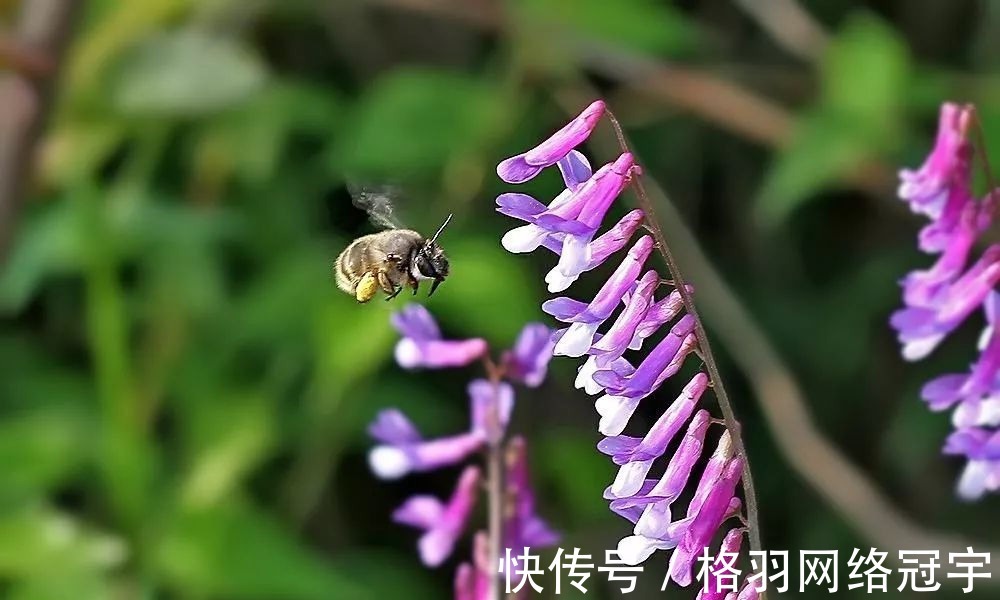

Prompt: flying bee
xmin=335 ymin=185 xmax=453 ymax=303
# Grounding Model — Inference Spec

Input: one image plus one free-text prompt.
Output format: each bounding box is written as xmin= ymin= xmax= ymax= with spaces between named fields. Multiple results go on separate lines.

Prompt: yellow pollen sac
xmin=355 ymin=272 xmax=379 ymax=303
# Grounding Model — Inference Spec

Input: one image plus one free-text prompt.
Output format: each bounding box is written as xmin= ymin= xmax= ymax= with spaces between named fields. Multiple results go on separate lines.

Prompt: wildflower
xmin=501 ymin=323 xmax=556 ymax=387
xmin=893 ymin=101 xmax=1000 ymax=499
xmin=696 ymin=528 xmax=744 ymax=600
xmin=503 ymin=437 xmax=560 ymax=559
xmin=543 ymin=234 xmax=654 ymax=358
xmin=944 ymin=428 xmax=1000 ymax=500
xmin=369 ymin=314 xmax=557 ymax=591
xmin=368 ymin=409 xmax=482 ymax=479
xmin=392 ymin=305 xmax=488 ymax=368
xmin=495 ymin=99 xmax=755 ymax=593
xmin=394 ymin=466 xmax=481 ymax=566
xmin=497 ymin=100 xmax=605 ymax=183
xmin=898 ymin=102 xmax=972 ymax=220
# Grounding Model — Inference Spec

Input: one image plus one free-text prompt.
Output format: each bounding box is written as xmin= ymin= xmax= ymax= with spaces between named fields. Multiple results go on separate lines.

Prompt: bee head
xmin=415 ymin=241 xmax=449 ymax=295
xmin=416 ymin=214 xmax=452 ymax=296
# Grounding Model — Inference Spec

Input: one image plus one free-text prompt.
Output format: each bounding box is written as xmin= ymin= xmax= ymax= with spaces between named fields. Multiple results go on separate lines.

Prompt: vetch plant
xmin=891 ymin=102 xmax=1000 ymax=500
xmin=496 ymin=100 xmax=762 ymax=595
xmin=368 ymin=305 xmax=558 ymax=598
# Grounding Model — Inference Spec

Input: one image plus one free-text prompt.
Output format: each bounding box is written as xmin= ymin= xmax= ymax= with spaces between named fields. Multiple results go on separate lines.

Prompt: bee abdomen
xmin=334 ymin=241 xmax=361 ymax=293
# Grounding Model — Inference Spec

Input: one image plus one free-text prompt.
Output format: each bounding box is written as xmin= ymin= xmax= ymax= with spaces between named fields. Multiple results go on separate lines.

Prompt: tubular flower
xmin=495 ymin=100 xmax=754 ymax=593
xmin=892 ymin=102 xmax=1000 ymax=499
xmin=497 ymin=100 xmax=605 ymax=183
xmin=394 ymin=466 xmax=481 ymax=566
xmin=392 ymin=304 xmax=488 ymax=368
xmin=369 ymin=314 xmax=557 ymax=584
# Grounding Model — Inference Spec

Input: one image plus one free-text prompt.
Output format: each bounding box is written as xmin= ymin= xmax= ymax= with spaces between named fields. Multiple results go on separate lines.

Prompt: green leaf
xmin=0 ymin=407 xmax=93 ymax=497
xmin=334 ymin=69 xmax=504 ymax=177
xmin=0 ymin=201 xmax=86 ymax=312
xmin=516 ymin=0 xmax=700 ymax=57
xmin=112 ymin=29 xmax=267 ymax=116
xmin=157 ymin=501 xmax=367 ymax=600
xmin=179 ymin=392 xmax=276 ymax=508
xmin=756 ymin=12 xmax=910 ymax=224
xmin=0 ymin=505 xmax=126 ymax=577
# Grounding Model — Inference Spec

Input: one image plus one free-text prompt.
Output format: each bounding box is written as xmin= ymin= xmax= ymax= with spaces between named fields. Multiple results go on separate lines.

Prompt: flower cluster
xmin=891 ymin=102 xmax=1000 ymax=500
xmin=368 ymin=305 xmax=558 ymax=592
xmin=496 ymin=100 xmax=756 ymax=595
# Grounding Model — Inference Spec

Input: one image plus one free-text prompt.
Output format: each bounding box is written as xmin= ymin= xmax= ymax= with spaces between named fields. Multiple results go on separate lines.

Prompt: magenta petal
xmin=369 ymin=409 xmax=423 ymax=445
xmin=921 ymin=373 xmax=968 ymax=411
xmin=417 ymin=466 xmax=481 ymax=567
xmin=557 ymin=150 xmax=593 ymax=191
xmin=391 ymin=304 xmax=441 ymax=340
xmin=588 ymin=209 xmax=645 ymax=267
xmin=542 ymin=297 xmax=589 ymax=321
xmin=497 ymin=156 xmax=544 ymax=184
xmin=469 ymin=379 xmax=514 ymax=442
xmin=395 ymin=338 xmax=489 ymax=369
xmin=393 ymin=495 xmax=444 ymax=529
xmin=496 ymin=192 xmax=547 ymax=221
xmin=613 ymin=373 xmax=708 ymax=465
xmin=668 ymin=457 xmax=743 ymax=587
xmin=504 ymin=322 xmax=556 ymax=387
xmin=523 ymin=100 xmax=606 ymax=166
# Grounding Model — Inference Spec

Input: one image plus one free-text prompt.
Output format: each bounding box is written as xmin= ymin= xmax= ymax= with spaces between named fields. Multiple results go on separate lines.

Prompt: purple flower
xmin=697 ymin=528 xmax=744 ymax=600
xmin=541 ymin=209 xmax=646 ymax=293
xmin=589 ymin=269 xmax=660 ymax=366
xmin=499 ymin=150 xmax=593 ymax=255
xmin=501 ymin=323 xmax=556 ymax=388
xmin=497 ymin=100 xmax=605 ymax=183
xmin=469 ymin=379 xmax=515 ymax=443
xmin=503 ymin=436 xmax=559 ymax=554
xmin=599 ymin=373 xmax=709 ymax=496
xmin=544 ymin=235 xmax=654 ymax=358
xmin=392 ymin=305 xmax=488 ymax=369
xmin=368 ymin=409 xmax=484 ymax=480
xmin=394 ymin=466 xmax=481 ymax=566
xmin=891 ymin=245 xmax=1000 ymax=361
xmin=593 ymin=314 xmax=698 ymax=435
xmin=668 ymin=457 xmax=744 ymax=586
xmin=495 ymin=99 xmax=752 ymax=591
xmin=368 ymin=380 xmax=512 ymax=479
xmin=610 ymin=411 xmax=711 ymax=564
xmin=898 ymin=103 xmax=973 ymax=219
xmin=944 ymin=428 xmax=1000 ymax=500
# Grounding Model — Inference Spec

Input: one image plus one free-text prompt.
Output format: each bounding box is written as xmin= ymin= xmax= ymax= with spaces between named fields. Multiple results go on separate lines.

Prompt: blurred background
xmin=1 ymin=0 xmax=999 ymax=598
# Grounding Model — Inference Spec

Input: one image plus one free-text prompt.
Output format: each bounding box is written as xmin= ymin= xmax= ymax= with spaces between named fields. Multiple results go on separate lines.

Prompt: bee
xmin=335 ymin=185 xmax=453 ymax=303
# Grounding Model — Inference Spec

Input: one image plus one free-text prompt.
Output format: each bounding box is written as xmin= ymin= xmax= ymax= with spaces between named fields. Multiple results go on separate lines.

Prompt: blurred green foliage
xmin=1 ymin=0 xmax=999 ymax=598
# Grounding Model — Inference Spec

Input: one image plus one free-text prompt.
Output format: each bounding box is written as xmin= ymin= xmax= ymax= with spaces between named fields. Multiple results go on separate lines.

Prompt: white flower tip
xmin=616 ymin=535 xmax=659 ymax=566
xmin=545 ymin=267 xmax=577 ymax=293
xmin=957 ymin=461 xmax=990 ymax=501
xmin=634 ymin=504 xmax=672 ymax=539
xmin=418 ymin=530 xmax=454 ymax=567
xmin=554 ymin=322 xmax=598 ymax=357
xmin=901 ymin=337 xmax=941 ymax=361
xmin=501 ymin=225 xmax=547 ymax=253
xmin=611 ymin=461 xmax=651 ymax=497
xmin=394 ymin=339 xmax=422 ymax=369
xmin=596 ymin=395 xmax=634 ymax=436
xmin=369 ymin=446 xmax=410 ymax=480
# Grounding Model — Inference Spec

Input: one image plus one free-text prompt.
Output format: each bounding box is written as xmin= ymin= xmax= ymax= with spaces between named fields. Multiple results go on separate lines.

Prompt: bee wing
xmin=348 ymin=183 xmax=405 ymax=230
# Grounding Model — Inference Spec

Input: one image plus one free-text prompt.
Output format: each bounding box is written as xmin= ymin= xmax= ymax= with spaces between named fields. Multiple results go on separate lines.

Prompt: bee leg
xmin=377 ymin=270 xmax=402 ymax=301
xmin=355 ymin=272 xmax=379 ymax=303
xmin=408 ymin=275 xmax=419 ymax=296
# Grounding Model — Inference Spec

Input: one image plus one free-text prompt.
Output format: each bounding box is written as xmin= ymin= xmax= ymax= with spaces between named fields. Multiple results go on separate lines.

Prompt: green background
xmin=1 ymin=0 xmax=998 ymax=598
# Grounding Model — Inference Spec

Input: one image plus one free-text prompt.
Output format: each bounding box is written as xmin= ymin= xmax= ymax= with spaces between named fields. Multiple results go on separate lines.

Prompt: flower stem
xmin=483 ymin=358 xmax=506 ymax=600
xmin=604 ymin=109 xmax=763 ymax=555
